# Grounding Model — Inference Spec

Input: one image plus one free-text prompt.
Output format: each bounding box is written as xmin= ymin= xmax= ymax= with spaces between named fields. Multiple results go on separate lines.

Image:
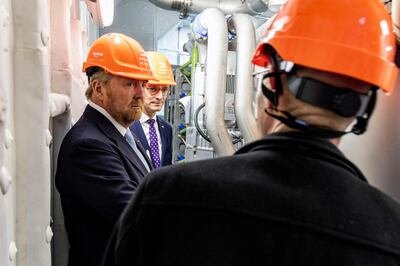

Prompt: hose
xmin=194 ymin=103 xmax=242 ymax=145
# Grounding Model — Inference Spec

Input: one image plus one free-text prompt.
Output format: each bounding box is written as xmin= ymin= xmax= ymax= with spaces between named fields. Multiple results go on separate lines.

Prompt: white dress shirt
xmin=89 ymin=101 xmax=127 ymax=136
xmin=139 ymin=112 xmax=162 ymax=159
xmin=88 ymin=101 xmax=150 ymax=171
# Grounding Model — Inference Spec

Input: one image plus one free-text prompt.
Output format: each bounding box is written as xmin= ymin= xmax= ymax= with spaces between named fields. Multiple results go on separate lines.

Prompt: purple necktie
xmin=148 ymin=118 xmax=161 ymax=168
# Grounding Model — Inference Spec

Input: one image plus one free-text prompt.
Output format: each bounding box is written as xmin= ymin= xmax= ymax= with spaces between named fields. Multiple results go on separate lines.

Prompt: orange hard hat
xmin=252 ymin=0 xmax=398 ymax=93
xmin=146 ymin=51 xmax=176 ymax=86
xmin=82 ymin=33 xmax=156 ymax=81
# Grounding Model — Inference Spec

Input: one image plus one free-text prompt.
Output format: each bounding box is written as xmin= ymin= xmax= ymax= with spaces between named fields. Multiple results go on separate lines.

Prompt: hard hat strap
xmin=286 ymin=72 xmax=372 ymax=118
xmin=259 ymin=47 xmax=378 ymax=138
xmin=351 ymin=87 xmax=377 ymax=135
xmin=85 ymin=66 xmax=104 ymax=84
xmin=263 ymin=87 xmax=377 ymax=138
xmin=260 ymin=71 xmax=285 ymax=106
xmin=265 ymin=108 xmax=347 ymax=138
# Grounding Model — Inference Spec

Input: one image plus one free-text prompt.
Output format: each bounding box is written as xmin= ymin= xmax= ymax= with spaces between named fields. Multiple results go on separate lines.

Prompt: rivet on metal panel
xmin=41 ymin=29 xmax=50 ymax=47
xmin=0 ymin=166 xmax=12 ymax=195
xmin=5 ymin=129 xmax=14 ymax=149
xmin=8 ymin=241 xmax=17 ymax=261
xmin=45 ymin=226 xmax=53 ymax=243
xmin=45 ymin=129 xmax=53 ymax=147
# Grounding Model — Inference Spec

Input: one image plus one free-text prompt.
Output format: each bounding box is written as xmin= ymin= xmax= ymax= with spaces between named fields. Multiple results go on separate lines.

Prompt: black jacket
xmin=103 ymin=131 xmax=400 ymax=266
xmin=55 ymin=105 xmax=152 ymax=266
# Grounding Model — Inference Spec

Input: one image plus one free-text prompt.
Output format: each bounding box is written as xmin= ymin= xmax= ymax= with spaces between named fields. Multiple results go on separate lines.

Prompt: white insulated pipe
xmin=149 ymin=0 xmax=268 ymax=16
xmin=393 ymin=0 xmax=400 ymax=40
xmin=229 ymin=14 xmax=262 ymax=144
xmin=50 ymin=0 xmax=73 ymax=97
xmin=70 ymin=0 xmax=88 ymax=121
xmin=255 ymin=14 xmax=276 ymax=42
xmin=49 ymin=93 xmax=71 ymax=118
xmin=0 ymin=1 xmax=16 ymax=265
xmin=195 ymin=8 xmax=235 ymax=156
xmin=13 ymin=0 xmax=51 ymax=265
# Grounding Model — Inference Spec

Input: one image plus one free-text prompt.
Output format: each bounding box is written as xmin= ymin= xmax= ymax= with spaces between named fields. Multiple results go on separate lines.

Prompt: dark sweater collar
xmin=236 ymin=131 xmax=367 ymax=182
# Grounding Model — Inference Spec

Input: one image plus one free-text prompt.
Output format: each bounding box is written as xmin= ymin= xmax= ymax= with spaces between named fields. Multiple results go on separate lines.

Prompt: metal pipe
xmin=229 ymin=14 xmax=262 ymax=144
xmin=196 ymin=8 xmax=235 ymax=156
xmin=255 ymin=14 xmax=276 ymax=42
xmin=149 ymin=0 xmax=268 ymax=17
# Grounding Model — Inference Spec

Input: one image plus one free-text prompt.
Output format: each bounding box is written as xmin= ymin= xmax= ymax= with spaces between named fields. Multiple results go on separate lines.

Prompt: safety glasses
xmin=145 ymin=86 xmax=170 ymax=96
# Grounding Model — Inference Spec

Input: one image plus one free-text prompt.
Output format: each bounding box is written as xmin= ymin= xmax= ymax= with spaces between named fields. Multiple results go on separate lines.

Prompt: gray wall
xmin=341 ymin=76 xmax=400 ymax=201
xmin=100 ymin=0 xmax=180 ymax=51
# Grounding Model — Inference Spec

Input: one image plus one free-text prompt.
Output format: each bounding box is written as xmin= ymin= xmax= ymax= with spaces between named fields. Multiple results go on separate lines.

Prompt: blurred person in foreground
xmin=103 ymin=0 xmax=400 ymax=265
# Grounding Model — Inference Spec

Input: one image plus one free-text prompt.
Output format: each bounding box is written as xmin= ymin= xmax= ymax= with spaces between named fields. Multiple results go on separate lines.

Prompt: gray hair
xmin=85 ymin=70 xmax=113 ymax=100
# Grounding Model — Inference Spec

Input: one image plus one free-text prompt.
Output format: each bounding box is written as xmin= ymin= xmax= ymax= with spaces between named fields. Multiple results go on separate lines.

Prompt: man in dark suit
xmin=102 ymin=1 xmax=400 ymax=265
xmin=55 ymin=33 xmax=155 ymax=266
xmin=130 ymin=52 xmax=175 ymax=167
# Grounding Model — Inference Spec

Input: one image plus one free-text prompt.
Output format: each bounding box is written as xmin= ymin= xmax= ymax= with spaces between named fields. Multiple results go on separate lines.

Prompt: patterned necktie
xmin=148 ymin=118 xmax=161 ymax=168
xmin=124 ymin=129 xmax=150 ymax=172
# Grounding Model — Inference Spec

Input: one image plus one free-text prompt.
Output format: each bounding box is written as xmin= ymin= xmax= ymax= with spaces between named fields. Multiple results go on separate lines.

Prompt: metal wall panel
xmin=341 ymin=76 xmax=400 ymax=201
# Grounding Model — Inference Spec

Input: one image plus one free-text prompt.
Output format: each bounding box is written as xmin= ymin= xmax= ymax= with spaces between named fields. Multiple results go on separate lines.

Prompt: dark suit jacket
xmin=55 ymin=105 xmax=153 ymax=266
xmin=102 ymin=131 xmax=400 ymax=266
xmin=130 ymin=115 xmax=173 ymax=166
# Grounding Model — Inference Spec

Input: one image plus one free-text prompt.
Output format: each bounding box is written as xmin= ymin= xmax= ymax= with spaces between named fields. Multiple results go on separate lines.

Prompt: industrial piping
xmin=228 ymin=14 xmax=262 ymax=143
xmin=149 ymin=0 xmax=268 ymax=17
xmin=393 ymin=0 xmax=400 ymax=41
xmin=192 ymin=8 xmax=235 ymax=156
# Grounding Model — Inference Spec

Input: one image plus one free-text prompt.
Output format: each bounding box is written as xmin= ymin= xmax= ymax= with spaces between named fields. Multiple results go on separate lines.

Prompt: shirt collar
xmin=139 ymin=112 xmax=157 ymax=125
xmin=88 ymin=101 xmax=127 ymax=136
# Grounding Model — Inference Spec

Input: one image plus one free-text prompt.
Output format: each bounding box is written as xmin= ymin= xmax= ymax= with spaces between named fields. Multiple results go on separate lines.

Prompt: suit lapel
xmin=84 ymin=106 xmax=149 ymax=177
xmin=130 ymin=121 xmax=150 ymax=151
xmin=132 ymin=132 xmax=154 ymax=170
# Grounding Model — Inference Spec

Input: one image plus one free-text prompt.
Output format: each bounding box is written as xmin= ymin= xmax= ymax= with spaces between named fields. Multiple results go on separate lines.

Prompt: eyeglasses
xmin=253 ymin=60 xmax=294 ymax=92
xmin=145 ymin=86 xmax=170 ymax=96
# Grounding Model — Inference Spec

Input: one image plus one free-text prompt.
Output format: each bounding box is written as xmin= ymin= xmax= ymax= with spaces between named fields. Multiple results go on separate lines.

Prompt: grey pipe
xmin=149 ymin=0 xmax=268 ymax=17
xmin=200 ymin=8 xmax=235 ymax=156
xmin=229 ymin=14 xmax=262 ymax=144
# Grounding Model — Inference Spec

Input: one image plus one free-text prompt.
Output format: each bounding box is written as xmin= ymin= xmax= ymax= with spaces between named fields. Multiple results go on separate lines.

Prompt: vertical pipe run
xmin=393 ymin=0 xmax=400 ymax=40
xmin=13 ymin=0 xmax=51 ymax=265
xmin=0 ymin=0 xmax=16 ymax=265
xmin=198 ymin=8 xmax=235 ymax=156
xmin=230 ymin=14 xmax=262 ymax=143
xmin=70 ymin=0 xmax=87 ymax=121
